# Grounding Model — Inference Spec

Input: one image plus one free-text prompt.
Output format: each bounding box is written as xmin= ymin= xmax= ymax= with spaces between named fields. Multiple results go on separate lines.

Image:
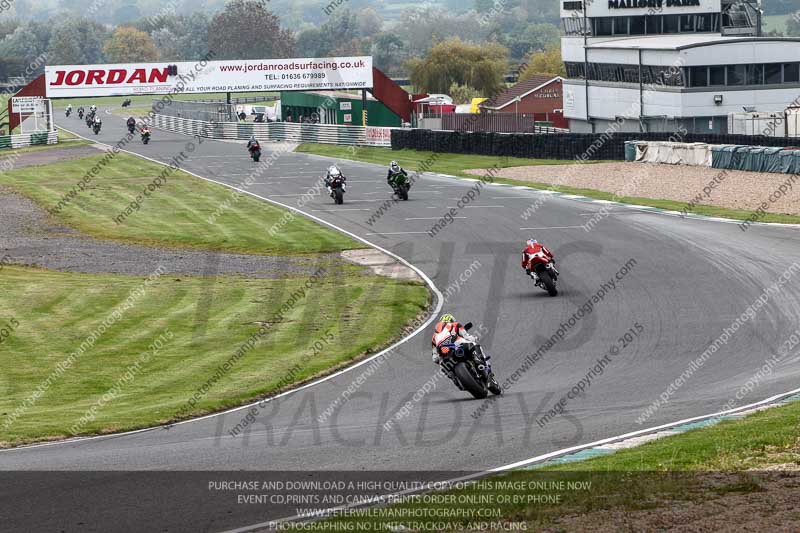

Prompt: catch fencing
xmin=152 ymin=114 xmax=394 ymax=147
xmin=154 ymin=97 xmax=280 ymax=122
xmin=0 ymin=130 xmax=57 ymax=150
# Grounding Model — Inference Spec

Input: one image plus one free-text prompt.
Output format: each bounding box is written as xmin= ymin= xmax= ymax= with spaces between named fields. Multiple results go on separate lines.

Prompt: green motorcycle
xmin=389 ymin=171 xmax=410 ymax=201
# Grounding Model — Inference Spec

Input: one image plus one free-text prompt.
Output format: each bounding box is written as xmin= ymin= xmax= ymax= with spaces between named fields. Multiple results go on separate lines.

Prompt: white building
xmin=560 ymin=0 xmax=800 ymax=133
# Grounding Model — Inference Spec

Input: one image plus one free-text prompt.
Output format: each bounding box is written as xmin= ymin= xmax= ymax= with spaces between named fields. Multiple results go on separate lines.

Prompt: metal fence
xmin=154 ymin=99 xmax=236 ymax=122
xmin=0 ymin=130 xmax=57 ymax=149
xmin=152 ymin=114 xmax=394 ymax=147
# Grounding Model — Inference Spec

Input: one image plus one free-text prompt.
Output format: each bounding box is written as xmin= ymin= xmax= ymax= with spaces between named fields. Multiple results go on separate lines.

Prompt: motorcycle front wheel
xmin=454 ymin=362 xmax=488 ymax=399
xmin=334 ymin=188 xmax=344 ymax=205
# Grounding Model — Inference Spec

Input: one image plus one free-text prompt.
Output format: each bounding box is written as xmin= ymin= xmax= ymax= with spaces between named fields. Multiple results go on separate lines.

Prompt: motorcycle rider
xmin=431 ymin=313 xmax=497 ymax=386
xmin=90 ymin=104 xmax=97 ymax=113
xmin=65 ymin=104 xmax=72 ymax=116
xmin=324 ymin=165 xmax=346 ymax=196
xmin=140 ymin=124 xmax=151 ymax=139
xmin=126 ymin=116 xmax=137 ymax=132
xmin=522 ymin=238 xmax=555 ymax=283
xmin=77 ymin=106 xmax=84 ymax=117
xmin=387 ymin=160 xmax=409 ymax=193
xmin=247 ymin=135 xmax=260 ymax=150
xmin=93 ymin=115 xmax=102 ymax=131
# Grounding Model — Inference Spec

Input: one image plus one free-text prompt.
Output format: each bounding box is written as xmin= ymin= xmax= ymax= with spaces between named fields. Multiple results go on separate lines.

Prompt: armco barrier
xmin=152 ymin=115 xmax=394 ymax=147
xmin=391 ymin=129 xmax=800 ymax=161
xmin=0 ymin=130 xmax=57 ymax=150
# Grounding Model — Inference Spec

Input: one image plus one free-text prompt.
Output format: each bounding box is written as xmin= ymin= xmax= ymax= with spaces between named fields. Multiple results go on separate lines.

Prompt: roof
xmin=586 ymin=35 xmax=800 ymax=51
xmin=481 ymin=75 xmax=562 ymax=110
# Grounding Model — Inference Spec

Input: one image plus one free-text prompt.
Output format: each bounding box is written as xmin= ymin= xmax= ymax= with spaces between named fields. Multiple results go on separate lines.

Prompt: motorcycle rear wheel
xmin=539 ymin=270 xmax=558 ymax=297
xmin=454 ymin=362 xmax=488 ymax=399
xmin=399 ymin=185 xmax=409 ymax=201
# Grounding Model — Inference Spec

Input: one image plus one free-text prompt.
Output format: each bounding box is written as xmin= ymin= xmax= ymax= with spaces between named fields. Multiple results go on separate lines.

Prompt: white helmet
xmin=328 ymin=165 xmax=341 ymax=177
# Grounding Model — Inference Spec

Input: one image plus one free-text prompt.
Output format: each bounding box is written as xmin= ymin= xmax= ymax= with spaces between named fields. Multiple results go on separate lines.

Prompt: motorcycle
xmin=93 ymin=121 xmax=102 ymax=135
xmin=389 ymin=171 xmax=410 ymax=201
xmin=248 ymin=142 xmax=261 ymax=162
xmin=141 ymin=130 xmax=150 ymax=144
xmin=65 ymin=108 xmax=72 ymax=118
xmin=78 ymin=109 xmax=84 ymax=120
xmin=86 ymin=113 xmax=95 ymax=129
xmin=127 ymin=123 xmax=136 ymax=135
xmin=528 ymin=252 xmax=559 ymax=296
xmin=437 ymin=323 xmax=501 ymax=399
xmin=328 ymin=175 xmax=345 ymax=205
xmin=121 ymin=98 xmax=131 ymax=108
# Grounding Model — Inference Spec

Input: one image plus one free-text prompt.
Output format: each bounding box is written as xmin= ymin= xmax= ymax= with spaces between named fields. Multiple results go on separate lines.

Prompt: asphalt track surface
xmin=2 ymin=110 xmax=800 ymax=531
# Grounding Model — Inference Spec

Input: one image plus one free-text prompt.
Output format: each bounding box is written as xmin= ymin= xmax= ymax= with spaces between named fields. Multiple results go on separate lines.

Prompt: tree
xmin=149 ymin=13 xmax=210 ymax=61
xmin=408 ymin=38 xmax=508 ymax=96
xmin=296 ymin=28 xmax=330 ymax=57
xmin=207 ymin=0 xmax=294 ymax=59
xmin=357 ymin=7 xmax=383 ymax=38
xmin=0 ymin=22 xmax=51 ymax=69
xmin=520 ymin=45 xmax=565 ymax=78
xmin=46 ymin=19 xmax=108 ymax=65
xmin=104 ymin=27 xmax=160 ymax=62
xmin=449 ymin=82 xmax=481 ymax=104
xmin=371 ymin=33 xmax=407 ymax=76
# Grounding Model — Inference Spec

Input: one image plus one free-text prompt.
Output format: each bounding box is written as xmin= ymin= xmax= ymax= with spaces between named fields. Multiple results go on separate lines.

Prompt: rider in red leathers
xmin=522 ymin=238 xmax=555 ymax=282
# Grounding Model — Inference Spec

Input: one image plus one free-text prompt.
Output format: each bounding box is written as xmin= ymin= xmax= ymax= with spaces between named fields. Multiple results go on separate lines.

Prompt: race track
xmin=2 ymin=110 xmax=800 ymax=531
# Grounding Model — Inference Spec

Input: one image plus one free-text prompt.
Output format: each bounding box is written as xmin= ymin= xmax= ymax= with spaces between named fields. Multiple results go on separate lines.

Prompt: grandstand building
xmin=560 ymin=0 xmax=800 ymax=133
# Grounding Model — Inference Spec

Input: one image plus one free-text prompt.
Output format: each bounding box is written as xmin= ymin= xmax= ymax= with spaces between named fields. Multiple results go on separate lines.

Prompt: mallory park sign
xmin=608 ymin=0 xmax=700 ymax=8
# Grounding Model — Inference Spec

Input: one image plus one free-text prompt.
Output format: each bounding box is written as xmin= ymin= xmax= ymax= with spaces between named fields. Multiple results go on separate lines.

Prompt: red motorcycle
xmin=528 ymin=251 xmax=559 ymax=296
xmin=248 ymin=142 xmax=261 ymax=162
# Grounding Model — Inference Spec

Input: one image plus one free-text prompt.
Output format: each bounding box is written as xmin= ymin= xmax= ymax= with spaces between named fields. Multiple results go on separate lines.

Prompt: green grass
xmin=297 ymin=144 xmax=800 ymax=225
xmin=0 ymin=265 xmax=428 ymax=446
xmin=322 ymin=400 xmax=800 ymax=531
xmin=0 ymin=152 xmax=362 ymax=255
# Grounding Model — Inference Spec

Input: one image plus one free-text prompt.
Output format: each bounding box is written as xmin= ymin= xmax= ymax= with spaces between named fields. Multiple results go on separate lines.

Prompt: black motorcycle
xmin=248 ymin=142 xmax=261 ymax=162
xmin=93 ymin=121 xmax=102 ymax=135
xmin=141 ymin=130 xmax=150 ymax=144
xmin=78 ymin=109 xmax=84 ymax=120
xmin=328 ymin=175 xmax=345 ymax=205
xmin=437 ymin=323 xmax=502 ymax=399
xmin=127 ymin=123 xmax=136 ymax=135
xmin=65 ymin=108 xmax=72 ymax=118
xmin=86 ymin=113 xmax=95 ymax=129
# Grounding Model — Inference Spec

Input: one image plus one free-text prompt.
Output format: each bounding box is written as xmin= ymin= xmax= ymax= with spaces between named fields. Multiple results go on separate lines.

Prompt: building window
xmin=709 ymin=66 xmax=726 ymax=86
xmin=784 ymin=63 xmax=800 ymax=83
xmin=746 ymin=64 xmax=764 ymax=85
xmin=664 ymin=15 xmax=680 ymax=33
xmin=765 ymin=63 xmax=782 ymax=84
xmin=613 ymin=17 xmax=629 ymax=35
xmin=680 ymin=15 xmax=695 ymax=32
xmin=594 ymin=17 xmax=613 ymax=36
xmin=563 ymin=1 xmax=583 ymax=10
xmin=565 ymin=62 xmax=586 ymax=79
xmin=690 ymin=67 xmax=708 ymax=87
xmin=629 ymin=16 xmax=645 ymax=35
xmin=727 ymin=65 xmax=746 ymax=86
xmin=562 ymin=17 xmax=588 ymax=35
xmin=645 ymin=15 xmax=662 ymax=34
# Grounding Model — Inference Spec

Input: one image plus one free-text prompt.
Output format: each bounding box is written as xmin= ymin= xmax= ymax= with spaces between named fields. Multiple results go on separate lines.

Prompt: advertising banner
xmin=45 ymin=57 xmax=373 ymax=98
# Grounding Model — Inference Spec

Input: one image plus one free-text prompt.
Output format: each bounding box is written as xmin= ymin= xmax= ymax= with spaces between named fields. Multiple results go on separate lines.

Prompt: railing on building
xmin=0 ymin=130 xmax=57 ymax=150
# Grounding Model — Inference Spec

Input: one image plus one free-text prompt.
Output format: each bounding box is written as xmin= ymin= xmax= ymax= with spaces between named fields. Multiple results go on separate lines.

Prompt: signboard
xmin=343 ymin=113 xmax=353 ymax=123
xmin=364 ymin=126 xmax=393 ymax=147
xmin=12 ymin=96 xmax=46 ymax=113
xmin=45 ymin=57 xmax=374 ymax=98
xmin=340 ymin=101 xmax=352 ymax=111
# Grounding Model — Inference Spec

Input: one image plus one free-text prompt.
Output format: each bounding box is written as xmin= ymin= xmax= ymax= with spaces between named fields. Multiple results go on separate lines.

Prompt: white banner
xmin=364 ymin=126 xmax=394 ymax=146
xmin=45 ymin=57 xmax=373 ymax=98
xmin=12 ymin=96 xmax=47 ymax=113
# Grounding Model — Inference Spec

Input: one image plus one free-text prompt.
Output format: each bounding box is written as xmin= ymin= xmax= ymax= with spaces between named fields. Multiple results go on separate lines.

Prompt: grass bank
xmin=297 ymin=144 xmax=800 ymax=225
xmin=0 ymin=152 xmax=360 ymax=255
xmin=322 ymin=399 xmax=800 ymax=531
xmin=0 ymin=152 xmax=430 ymax=446
xmin=0 ymin=265 xmax=427 ymax=447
